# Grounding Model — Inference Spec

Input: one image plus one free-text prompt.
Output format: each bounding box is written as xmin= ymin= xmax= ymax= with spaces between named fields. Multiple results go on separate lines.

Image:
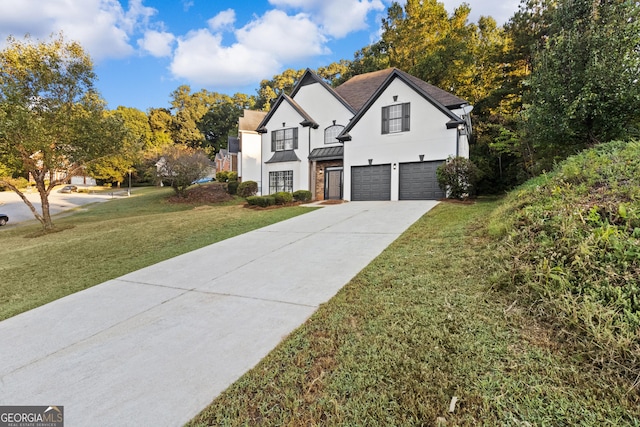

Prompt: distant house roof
xmin=228 ymin=137 xmax=239 ymax=154
xmin=239 ymin=110 xmax=267 ymax=132
xmin=334 ymin=68 xmax=467 ymax=111
xmin=308 ymin=146 xmax=343 ymax=161
xmin=265 ymin=150 xmax=301 ymax=163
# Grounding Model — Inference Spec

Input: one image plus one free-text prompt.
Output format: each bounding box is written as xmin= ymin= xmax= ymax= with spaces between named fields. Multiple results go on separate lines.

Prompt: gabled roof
xmin=256 ymin=94 xmax=318 ymax=133
xmin=337 ymin=68 xmax=467 ymax=141
xmin=239 ymin=110 xmax=267 ymax=132
xmin=335 ymin=68 xmax=466 ymax=111
xmin=290 ymin=69 xmax=356 ymax=114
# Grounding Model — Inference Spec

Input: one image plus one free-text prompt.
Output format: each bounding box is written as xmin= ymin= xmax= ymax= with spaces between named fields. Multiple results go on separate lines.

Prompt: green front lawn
xmin=0 ymin=187 xmax=313 ymax=321
xmin=188 ymin=199 xmax=639 ymax=426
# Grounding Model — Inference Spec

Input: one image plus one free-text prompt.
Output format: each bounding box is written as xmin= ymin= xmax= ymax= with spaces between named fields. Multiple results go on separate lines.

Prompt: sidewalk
xmin=0 ymin=201 xmax=437 ymax=426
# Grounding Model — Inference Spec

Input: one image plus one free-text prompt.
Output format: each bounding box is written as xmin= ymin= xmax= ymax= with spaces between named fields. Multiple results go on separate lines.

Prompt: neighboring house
xmin=215 ymin=146 xmax=235 ymax=173
xmin=237 ymin=109 xmax=267 ymax=193
xmin=253 ymin=67 xmax=472 ymax=201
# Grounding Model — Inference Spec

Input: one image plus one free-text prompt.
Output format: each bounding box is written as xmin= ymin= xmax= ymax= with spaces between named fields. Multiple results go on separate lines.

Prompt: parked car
xmin=59 ymin=185 xmax=78 ymax=193
xmin=191 ymin=177 xmax=214 ymax=184
xmin=0 ymin=214 xmax=8 ymax=226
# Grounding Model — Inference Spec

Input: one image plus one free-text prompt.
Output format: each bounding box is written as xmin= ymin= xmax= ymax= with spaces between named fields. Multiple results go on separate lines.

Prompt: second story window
xmin=324 ymin=124 xmax=345 ymax=144
xmin=271 ymin=128 xmax=298 ymax=151
xmin=382 ymin=103 xmax=410 ymax=134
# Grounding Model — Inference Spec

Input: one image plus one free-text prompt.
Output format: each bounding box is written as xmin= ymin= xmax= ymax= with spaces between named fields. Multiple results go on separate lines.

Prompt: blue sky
xmin=0 ymin=0 xmax=520 ymax=112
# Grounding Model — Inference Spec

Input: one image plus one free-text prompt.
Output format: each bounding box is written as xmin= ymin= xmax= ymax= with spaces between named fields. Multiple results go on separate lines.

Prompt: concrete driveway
xmin=0 ymin=200 xmax=438 ymax=426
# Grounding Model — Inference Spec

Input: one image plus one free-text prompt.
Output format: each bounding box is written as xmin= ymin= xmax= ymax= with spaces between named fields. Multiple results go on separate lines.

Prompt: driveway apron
xmin=0 ymin=201 xmax=438 ymax=426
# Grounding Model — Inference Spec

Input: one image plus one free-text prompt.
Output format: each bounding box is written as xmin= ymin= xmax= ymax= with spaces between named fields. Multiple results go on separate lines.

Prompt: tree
xmin=255 ymin=69 xmax=305 ymax=110
xmin=88 ymin=106 xmax=152 ymax=186
xmin=198 ymin=92 xmax=255 ymax=154
xmin=155 ymin=145 xmax=213 ymax=197
xmin=0 ymin=34 xmax=125 ymax=231
xmin=147 ymin=107 xmax=174 ymax=151
xmin=524 ymin=0 xmax=640 ymax=169
xmin=380 ymin=0 xmax=477 ymax=98
xmin=169 ymin=85 xmax=211 ymax=147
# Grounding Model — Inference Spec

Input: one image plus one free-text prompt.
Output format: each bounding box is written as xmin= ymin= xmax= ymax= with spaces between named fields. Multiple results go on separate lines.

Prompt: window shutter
xmin=402 ymin=103 xmax=411 ymax=132
xmin=271 ymin=131 xmax=276 ymax=152
xmin=381 ymin=106 xmax=389 ymax=134
xmin=293 ymin=127 xmax=298 ymax=149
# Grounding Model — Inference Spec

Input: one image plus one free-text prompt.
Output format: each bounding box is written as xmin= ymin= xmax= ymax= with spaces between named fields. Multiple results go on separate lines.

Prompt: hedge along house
xmin=255 ymin=67 xmax=472 ymax=201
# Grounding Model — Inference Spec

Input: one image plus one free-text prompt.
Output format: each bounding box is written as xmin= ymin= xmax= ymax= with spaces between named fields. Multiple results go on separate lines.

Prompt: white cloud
xmin=138 ymin=30 xmax=175 ymax=57
xmin=236 ymin=10 xmax=328 ymax=61
xmin=170 ymin=29 xmax=280 ymax=86
xmin=168 ymin=9 xmax=332 ymax=87
xmin=208 ymin=9 xmax=236 ymax=32
xmin=0 ymin=0 xmax=158 ymax=60
xmin=268 ymin=0 xmax=385 ymax=38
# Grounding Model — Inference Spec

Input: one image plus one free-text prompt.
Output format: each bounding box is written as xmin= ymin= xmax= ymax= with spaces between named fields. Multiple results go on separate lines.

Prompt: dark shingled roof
xmin=335 ymin=68 xmax=467 ymax=111
xmin=265 ymin=150 xmax=301 ymax=164
xmin=308 ymin=146 xmax=343 ymax=161
xmin=228 ymin=137 xmax=239 ymax=154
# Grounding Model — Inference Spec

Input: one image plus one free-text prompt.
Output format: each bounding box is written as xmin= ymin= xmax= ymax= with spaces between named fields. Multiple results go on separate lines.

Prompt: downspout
xmin=308 ymin=127 xmax=312 ymax=197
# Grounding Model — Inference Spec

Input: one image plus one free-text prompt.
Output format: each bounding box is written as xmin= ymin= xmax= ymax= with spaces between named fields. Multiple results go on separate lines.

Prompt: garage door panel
xmin=351 ymin=165 xmax=391 ymax=201
xmin=399 ymin=161 xmax=445 ymax=200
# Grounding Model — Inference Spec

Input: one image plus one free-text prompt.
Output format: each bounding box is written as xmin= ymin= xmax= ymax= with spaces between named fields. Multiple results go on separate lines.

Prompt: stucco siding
xmin=343 ymin=79 xmax=459 ymax=201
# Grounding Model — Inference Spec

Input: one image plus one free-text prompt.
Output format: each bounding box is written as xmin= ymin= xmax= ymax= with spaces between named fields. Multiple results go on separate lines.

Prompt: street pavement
xmin=0 ymin=187 xmax=126 ymax=226
xmin=0 ymin=200 xmax=438 ymax=426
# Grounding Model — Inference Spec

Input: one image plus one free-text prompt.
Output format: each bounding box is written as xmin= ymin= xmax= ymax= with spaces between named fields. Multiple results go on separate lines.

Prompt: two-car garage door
xmin=351 ymin=161 xmax=444 ymax=201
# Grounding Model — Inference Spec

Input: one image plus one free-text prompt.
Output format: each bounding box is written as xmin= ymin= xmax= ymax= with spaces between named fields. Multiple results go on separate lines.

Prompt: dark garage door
xmin=351 ymin=164 xmax=391 ymax=201
xmin=399 ymin=161 xmax=445 ymax=200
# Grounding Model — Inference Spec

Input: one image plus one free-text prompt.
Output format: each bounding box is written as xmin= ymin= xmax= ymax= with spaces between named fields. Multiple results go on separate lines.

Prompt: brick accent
xmin=314 ymin=160 xmax=343 ymax=201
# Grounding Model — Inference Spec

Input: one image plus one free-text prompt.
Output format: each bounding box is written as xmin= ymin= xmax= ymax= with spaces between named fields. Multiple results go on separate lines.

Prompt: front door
xmin=325 ymin=168 xmax=343 ymax=200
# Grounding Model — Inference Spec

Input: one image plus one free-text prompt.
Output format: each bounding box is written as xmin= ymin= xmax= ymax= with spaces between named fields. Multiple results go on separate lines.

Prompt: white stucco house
xmin=252 ymin=67 xmax=472 ymax=201
xmin=237 ymin=109 xmax=267 ymax=193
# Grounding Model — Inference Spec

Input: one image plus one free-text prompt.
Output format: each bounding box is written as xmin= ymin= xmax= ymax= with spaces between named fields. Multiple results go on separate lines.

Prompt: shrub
xmin=227 ymin=180 xmax=239 ymax=195
xmin=273 ymin=191 xmax=293 ymax=205
xmin=246 ymin=195 xmax=275 ymax=207
xmin=436 ymin=156 xmax=480 ymax=199
xmin=293 ymin=190 xmax=312 ymax=202
xmin=237 ymin=181 xmax=258 ymax=198
xmin=216 ymin=170 xmax=229 ymax=182
xmin=227 ymin=171 xmax=238 ymax=182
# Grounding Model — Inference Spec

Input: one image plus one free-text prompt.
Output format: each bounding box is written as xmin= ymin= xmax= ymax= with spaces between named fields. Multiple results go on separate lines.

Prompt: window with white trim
xmin=269 ymin=170 xmax=293 ymax=193
xmin=271 ymin=128 xmax=298 ymax=151
xmin=324 ymin=124 xmax=345 ymax=144
xmin=382 ymin=103 xmax=410 ymax=134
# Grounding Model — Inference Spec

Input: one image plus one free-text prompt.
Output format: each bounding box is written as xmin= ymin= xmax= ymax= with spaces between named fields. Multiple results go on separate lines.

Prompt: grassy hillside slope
xmin=488 ymin=140 xmax=640 ymax=377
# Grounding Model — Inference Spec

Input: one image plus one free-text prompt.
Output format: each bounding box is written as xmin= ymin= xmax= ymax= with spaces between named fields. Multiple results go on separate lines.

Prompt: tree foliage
xmin=0 ymin=34 xmax=125 ymax=230
xmin=155 ymin=145 xmax=213 ymax=197
xmin=88 ymin=106 xmax=152 ymax=185
xmin=524 ymin=0 xmax=640 ymax=170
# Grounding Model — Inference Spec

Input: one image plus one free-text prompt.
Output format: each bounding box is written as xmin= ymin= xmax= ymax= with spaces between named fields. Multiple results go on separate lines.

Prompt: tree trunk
xmin=37 ymin=183 xmax=54 ymax=230
xmin=0 ymin=179 xmax=50 ymax=229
